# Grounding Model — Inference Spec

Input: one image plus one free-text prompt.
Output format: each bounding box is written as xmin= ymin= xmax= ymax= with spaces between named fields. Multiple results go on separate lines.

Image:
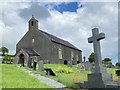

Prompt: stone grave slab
xmin=38 ymin=60 xmax=44 ymax=72
xmin=77 ymin=63 xmax=85 ymax=72
xmin=68 ymin=60 xmax=72 ymax=67
xmin=82 ymin=62 xmax=93 ymax=71
xmin=44 ymin=68 xmax=56 ymax=76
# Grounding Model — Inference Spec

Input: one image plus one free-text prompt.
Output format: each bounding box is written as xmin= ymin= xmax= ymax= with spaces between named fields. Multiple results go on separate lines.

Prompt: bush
xmin=116 ymin=62 xmax=120 ymax=68
xmin=56 ymin=66 xmax=73 ymax=74
xmin=3 ymin=54 xmax=10 ymax=61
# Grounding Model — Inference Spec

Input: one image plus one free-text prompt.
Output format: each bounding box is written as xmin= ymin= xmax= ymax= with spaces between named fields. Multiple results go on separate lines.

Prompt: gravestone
xmin=44 ymin=68 xmax=56 ymax=76
xmin=77 ymin=61 xmax=80 ymax=64
xmin=107 ymin=62 xmax=114 ymax=68
xmin=64 ymin=60 xmax=68 ymax=65
xmin=79 ymin=28 xmax=119 ymax=89
xmin=38 ymin=60 xmax=44 ymax=72
xmin=15 ymin=56 xmax=19 ymax=65
xmin=116 ymin=70 xmax=120 ymax=76
xmin=83 ymin=56 xmax=86 ymax=62
xmin=82 ymin=62 xmax=93 ymax=71
xmin=27 ymin=57 xmax=32 ymax=68
xmin=68 ymin=60 xmax=72 ymax=67
xmin=77 ymin=63 xmax=85 ymax=72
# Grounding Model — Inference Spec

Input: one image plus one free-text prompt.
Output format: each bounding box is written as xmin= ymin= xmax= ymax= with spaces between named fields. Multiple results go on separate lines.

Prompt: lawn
xmin=1 ymin=64 xmax=52 ymax=88
xmin=2 ymin=63 xmax=118 ymax=89
xmin=26 ymin=64 xmax=91 ymax=88
xmin=0 ymin=63 xmax=2 ymax=89
xmin=26 ymin=64 xmax=119 ymax=89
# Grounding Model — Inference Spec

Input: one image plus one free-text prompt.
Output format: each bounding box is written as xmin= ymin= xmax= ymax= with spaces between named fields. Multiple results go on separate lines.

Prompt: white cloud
xmin=40 ymin=2 xmax=118 ymax=63
xmin=1 ymin=2 xmax=118 ymax=64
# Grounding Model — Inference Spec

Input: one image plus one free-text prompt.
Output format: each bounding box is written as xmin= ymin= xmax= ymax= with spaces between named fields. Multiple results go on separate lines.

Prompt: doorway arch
xmin=19 ymin=53 xmax=25 ymax=66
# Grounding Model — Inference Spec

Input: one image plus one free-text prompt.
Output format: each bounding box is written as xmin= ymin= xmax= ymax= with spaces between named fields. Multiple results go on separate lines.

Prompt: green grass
xmin=0 ymin=63 xmax=2 ymax=89
xmin=2 ymin=64 xmax=52 ymax=88
xmin=107 ymin=68 xmax=118 ymax=81
xmin=12 ymin=64 xmax=119 ymax=89
xmin=29 ymin=64 xmax=118 ymax=89
xmin=26 ymin=64 xmax=91 ymax=88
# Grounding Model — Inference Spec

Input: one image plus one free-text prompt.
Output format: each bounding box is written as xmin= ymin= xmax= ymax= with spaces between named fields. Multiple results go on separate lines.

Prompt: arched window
xmin=32 ymin=38 xmax=35 ymax=44
xmin=58 ymin=48 xmax=62 ymax=59
xmin=32 ymin=21 xmax=34 ymax=26
xmin=76 ymin=54 xmax=78 ymax=61
xmin=71 ymin=51 xmax=74 ymax=60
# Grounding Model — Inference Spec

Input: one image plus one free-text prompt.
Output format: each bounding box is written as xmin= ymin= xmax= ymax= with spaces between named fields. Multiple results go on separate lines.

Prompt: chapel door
xmin=19 ymin=53 xmax=25 ymax=66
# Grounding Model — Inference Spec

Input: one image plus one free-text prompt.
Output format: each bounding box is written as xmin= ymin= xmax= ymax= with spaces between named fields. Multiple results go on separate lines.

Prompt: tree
xmin=0 ymin=47 xmax=9 ymax=56
xmin=116 ymin=62 xmax=120 ymax=68
xmin=88 ymin=52 xmax=94 ymax=63
xmin=102 ymin=58 xmax=111 ymax=65
xmin=3 ymin=54 xmax=9 ymax=60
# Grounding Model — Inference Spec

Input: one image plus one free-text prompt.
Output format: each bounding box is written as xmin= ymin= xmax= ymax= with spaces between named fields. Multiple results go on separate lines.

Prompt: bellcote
xmin=28 ymin=15 xmax=38 ymax=31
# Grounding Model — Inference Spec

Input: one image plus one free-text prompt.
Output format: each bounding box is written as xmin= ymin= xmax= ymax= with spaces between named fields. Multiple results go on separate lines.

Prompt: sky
xmin=0 ymin=1 xmax=119 ymax=64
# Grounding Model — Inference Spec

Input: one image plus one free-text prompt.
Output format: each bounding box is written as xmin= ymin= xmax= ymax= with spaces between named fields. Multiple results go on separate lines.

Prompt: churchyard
xmin=25 ymin=64 xmax=119 ymax=88
xmin=1 ymin=62 xmax=119 ymax=89
xmin=1 ymin=28 xmax=120 ymax=89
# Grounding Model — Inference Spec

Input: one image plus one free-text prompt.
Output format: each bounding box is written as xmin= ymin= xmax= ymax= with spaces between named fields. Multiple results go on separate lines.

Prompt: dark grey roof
xmin=39 ymin=30 xmax=81 ymax=51
xmin=21 ymin=48 xmax=40 ymax=56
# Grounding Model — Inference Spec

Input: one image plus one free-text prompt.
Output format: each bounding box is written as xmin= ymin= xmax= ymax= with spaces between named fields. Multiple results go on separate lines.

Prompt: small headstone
xmin=68 ymin=60 xmax=72 ymax=67
xmin=15 ymin=56 xmax=19 ymax=65
xmin=77 ymin=63 xmax=85 ymax=72
xmin=44 ymin=68 xmax=56 ymax=76
xmin=77 ymin=61 xmax=80 ymax=64
xmin=107 ymin=62 xmax=114 ymax=68
xmin=64 ymin=60 xmax=68 ymax=65
xmin=38 ymin=60 xmax=44 ymax=72
xmin=116 ymin=70 xmax=120 ymax=76
xmin=28 ymin=57 xmax=32 ymax=68
xmin=82 ymin=62 xmax=92 ymax=71
xmin=83 ymin=56 xmax=86 ymax=62
xmin=33 ymin=62 xmax=37 ymax=70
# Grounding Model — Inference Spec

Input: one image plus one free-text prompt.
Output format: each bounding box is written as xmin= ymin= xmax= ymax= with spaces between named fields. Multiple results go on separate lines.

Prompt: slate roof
xmin=21 ymin=48 xmax=40 ymax=56
xmin=39 ymin=30 xmax=82 ymax=51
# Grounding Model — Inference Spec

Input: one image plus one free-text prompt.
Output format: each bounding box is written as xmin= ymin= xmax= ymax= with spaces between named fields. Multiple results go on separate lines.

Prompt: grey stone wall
xmin=50 ymin=42 xmax=82 ymax=64
xmin=16 ymin=30 xmax=51 ymax=63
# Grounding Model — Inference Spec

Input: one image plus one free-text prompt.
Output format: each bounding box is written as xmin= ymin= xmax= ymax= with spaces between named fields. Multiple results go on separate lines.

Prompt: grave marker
xmin=77 ymin=63 xmax=85 ymax=72
xmin=77 ymin=28 xmax=120 ymax=89
xmin=38 ymin=60 xmax=44 ymax=72
xmin=68 ymin=60 xmax=72 ymax=67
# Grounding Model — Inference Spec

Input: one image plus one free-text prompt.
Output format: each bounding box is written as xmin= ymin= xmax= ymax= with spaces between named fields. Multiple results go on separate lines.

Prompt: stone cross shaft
xmin=88 ymin=28 xmax=105 ymax=73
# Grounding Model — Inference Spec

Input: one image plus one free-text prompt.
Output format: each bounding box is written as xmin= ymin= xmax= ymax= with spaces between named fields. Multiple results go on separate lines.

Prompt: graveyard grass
xmin=1 ymin=64 xmax=53 ymax=88
xmin=1 ymin=63 xmax=118 ymax=89
xmin=25 ymin=64 xmax=119 ymax=88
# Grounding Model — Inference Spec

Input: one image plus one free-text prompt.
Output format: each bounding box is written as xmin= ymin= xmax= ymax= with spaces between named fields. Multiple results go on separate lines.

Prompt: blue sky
xmin=45 ymin=2 xmax=83 ymax=13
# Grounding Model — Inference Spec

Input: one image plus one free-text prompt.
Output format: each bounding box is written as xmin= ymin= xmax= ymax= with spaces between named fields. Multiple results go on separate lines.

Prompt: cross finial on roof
xmin=32 ymin=14 xmax=34 ymax=17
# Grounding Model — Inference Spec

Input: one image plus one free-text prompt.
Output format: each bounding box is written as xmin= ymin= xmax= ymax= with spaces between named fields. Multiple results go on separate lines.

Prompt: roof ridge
xmin=39 ymin=30 xmax=81 ymax=51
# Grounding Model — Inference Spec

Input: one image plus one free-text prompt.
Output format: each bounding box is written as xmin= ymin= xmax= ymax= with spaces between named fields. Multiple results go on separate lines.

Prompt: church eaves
xmin=39 ymin=30 xmax=82 ymax=52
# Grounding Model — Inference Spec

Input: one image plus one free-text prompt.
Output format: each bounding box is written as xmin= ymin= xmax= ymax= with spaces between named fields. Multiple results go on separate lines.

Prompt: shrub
xmin=116 ymin=62 xmax=120 ymax=68
xmin=56 ymin=66 xmax=73 ymax=74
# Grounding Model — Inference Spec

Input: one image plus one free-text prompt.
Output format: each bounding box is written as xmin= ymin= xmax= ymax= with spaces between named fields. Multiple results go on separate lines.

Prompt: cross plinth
xmin=88 ymin=28 xmax=105 ymax=73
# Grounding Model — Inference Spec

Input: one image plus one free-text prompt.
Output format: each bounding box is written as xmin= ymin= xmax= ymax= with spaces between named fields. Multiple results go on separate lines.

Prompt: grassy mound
xmin=1 ymin=64 xmax=52 ymax=88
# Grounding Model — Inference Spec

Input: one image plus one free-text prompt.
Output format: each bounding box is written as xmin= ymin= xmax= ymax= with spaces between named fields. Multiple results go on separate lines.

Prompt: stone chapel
xmin=14 ymin=16 xmax=82 ymax=66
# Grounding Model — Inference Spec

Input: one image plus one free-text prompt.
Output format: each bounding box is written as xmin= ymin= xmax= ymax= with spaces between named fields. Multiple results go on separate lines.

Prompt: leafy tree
xmin=88 ymin=52 xmax=94 ymax=63
xmin=116 ymin=62 xmax=120 ymax=68
xmin=102 ymin=58 xmax=111 ymax=65
xmin=0 ymin=47 xmax=9 ymax=56
xmin=3 ymin=54 xmax=10 ymax=61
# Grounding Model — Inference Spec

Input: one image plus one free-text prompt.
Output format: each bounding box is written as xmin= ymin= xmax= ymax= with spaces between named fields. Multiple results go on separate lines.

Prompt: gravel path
xmin=18 ymin=66 xmax=66 ymax=88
